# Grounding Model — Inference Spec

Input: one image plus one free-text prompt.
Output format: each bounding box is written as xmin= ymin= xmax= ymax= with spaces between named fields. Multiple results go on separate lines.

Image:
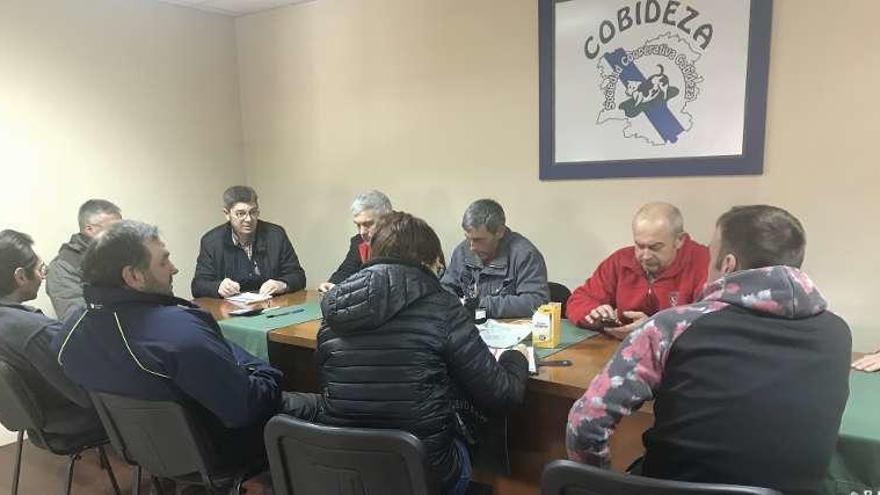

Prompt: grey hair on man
xmin=82 ymin=220 xmax=160 ymax=289
xmin=633 ymin=202 xmax=684 ymax=235
xmin=77 ymin=199 xmax=121 ymax=231
xmin=462 ymin=199 xmax=506 ymax=234
xmin=351 ymin=190 xmax=392 ymax=216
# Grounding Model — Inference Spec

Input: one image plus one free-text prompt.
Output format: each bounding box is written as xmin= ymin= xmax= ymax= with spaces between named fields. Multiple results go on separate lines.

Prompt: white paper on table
xmin=477 ymin=319 xmax=533 ymax=349
xmin=225 ymin=292 xmax=271 ymax=305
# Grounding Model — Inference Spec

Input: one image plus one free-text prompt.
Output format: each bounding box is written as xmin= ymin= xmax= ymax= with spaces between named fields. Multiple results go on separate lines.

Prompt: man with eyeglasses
xmin=46 ymin=199 xmax=122 ymax=319
xmin=191 ymin=185 xmax=306 ymax=298
xmin=0 ymin=230 xmax=100 ymax=425
xmin=567 ymin=202 xmax=709 ymax=339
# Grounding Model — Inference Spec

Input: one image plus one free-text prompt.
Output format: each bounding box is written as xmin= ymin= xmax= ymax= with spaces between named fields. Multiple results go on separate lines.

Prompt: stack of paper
xmin=478 ymin=319 xmax=537 ymax=374
xmin=225 ymin=292 xmax=272 ymax=306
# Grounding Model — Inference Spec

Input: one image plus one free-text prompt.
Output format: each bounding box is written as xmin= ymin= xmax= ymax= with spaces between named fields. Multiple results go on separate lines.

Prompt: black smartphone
xmin=538 ymin=359 xmax=573 ymax=367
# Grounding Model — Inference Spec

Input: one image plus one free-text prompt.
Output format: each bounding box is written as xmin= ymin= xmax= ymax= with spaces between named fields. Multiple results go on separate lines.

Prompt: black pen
xmin=265 ymin=308 xmax=305 ymax=319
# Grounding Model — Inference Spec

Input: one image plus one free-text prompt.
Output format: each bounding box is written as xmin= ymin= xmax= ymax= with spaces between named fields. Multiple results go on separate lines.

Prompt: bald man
xmin=567 ymin=203 xmax=709 ymax=339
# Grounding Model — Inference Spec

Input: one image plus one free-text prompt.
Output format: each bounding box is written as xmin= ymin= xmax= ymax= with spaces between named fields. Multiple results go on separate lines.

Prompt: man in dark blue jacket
xmin=52 ymin=220 xmax=314 ymax=466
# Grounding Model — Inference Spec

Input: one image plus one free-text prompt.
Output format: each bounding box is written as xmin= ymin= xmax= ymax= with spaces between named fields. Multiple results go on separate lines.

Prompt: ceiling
xmin=153 ymin=0 xmax=313 ymax=16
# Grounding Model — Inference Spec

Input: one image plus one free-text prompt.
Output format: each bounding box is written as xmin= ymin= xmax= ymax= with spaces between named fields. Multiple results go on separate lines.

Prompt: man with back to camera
xmin=566 ymin=205 xmax=851 ymax=494
xmin=192 ymin=185 xmax=306 ymax=298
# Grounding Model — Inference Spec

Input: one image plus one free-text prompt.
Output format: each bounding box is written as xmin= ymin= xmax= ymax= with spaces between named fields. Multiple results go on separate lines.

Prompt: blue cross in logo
xmin=604 ymin=48 xmax=685 ymax=144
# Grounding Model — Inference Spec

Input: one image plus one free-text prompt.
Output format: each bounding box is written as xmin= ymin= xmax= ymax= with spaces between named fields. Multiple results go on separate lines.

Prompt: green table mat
xmin=823 ymin=371 xmax=880 ymax=494
xmin=534 ymin=320 xmax=599 ymax=359
xmin=217 ymin=301 xmax=323 ymax=361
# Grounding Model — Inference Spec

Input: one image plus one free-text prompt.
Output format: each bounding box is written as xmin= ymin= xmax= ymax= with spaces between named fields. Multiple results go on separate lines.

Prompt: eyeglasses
xmin=230 ymin=208 xmax=260 ymax=221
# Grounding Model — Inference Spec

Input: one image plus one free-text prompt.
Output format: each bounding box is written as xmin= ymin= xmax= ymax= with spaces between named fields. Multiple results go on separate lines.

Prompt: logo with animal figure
xmin=595 ymin=33 xmax=704 ymax=146
xmin=619 ymin=64 xmax=679 ymax=118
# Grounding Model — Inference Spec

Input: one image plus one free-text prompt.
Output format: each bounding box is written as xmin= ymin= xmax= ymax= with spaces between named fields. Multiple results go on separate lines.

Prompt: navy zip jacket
xmin=191 ymin=221 xmax=306 ymax=298
xmin=51 ymin=286 xmax=283 ymax=453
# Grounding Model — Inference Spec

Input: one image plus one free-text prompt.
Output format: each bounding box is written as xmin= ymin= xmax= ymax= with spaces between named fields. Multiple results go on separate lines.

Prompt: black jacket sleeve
xmin=328 ymin=236 xmax=362 ymax=284
xmin=274 ymin=230 xmax=307 ymax=293
xmin=191 ymin=234 xmax=223 ymax=298
xmin=443 ymin=300 xmax=528 ymax=414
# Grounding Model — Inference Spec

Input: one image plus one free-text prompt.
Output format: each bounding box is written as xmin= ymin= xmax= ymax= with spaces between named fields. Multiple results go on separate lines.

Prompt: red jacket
xmin=566 ymin=235 xmax=709 ymax=326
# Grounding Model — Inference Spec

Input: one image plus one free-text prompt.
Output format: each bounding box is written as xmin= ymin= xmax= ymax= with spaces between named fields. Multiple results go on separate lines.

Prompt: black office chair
xmin=264 ymin=414 xmax=440 ymax=495
xmin=541 ymin=460 xmax=783 ymax=495
xmin=548 ymin=282 xmax=572 ymax=316
xmin=0 ymin=360 xmax=120 ymax=495
xmin=90 ymin=391 xmax=261 ymax=495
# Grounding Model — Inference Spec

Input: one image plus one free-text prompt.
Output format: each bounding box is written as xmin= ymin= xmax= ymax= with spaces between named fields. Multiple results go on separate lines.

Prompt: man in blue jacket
xmin=52 ymin=220 xmax=314 ymax=466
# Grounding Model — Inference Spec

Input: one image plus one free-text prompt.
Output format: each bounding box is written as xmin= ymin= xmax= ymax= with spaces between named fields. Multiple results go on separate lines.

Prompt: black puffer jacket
xmin=316 ymin=258 xmax=529 ymax=491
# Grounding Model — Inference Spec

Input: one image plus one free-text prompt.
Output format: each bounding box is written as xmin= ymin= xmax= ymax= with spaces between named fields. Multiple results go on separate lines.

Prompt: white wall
xmin=0 ymin=0 xmax=245 ymax=309
xmin=0 ymin=0 xmax=244 ymax=444
xmin=235 ymin=0 xmax=880 ymax=350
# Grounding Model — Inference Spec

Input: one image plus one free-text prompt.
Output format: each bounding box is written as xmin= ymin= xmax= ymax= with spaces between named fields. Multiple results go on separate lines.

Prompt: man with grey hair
xmin=317 ymin=190 xmax=393 ymax=293
xmin=441 ymin=199 xmax=549 ymax=318
xmin=567 ymin=202 xmax=709 ymax=339
xmin=46 ymin=198 xmax=122 ymax=318
xmin=192 ymin=185 xmax=306 ymax=298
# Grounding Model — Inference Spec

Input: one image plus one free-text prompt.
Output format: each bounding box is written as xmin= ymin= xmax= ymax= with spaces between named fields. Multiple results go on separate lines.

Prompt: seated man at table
xmin=852 ymin=348 xmax=880 ymax=372
xmin=53 ymin=220 xmax=316 ymax=466
xmin=440 ymin=199 xmax=549 ymax=318
xmin=47 ymin=198 xmax=122 ymax=319
xmin=567 ymin=202 xmax=709 ymax=339
xmin=566 ymin=205 xmax=851 ymax=494
xmin=317 ymin=189 xmax=393 ymax=293
xmin=192 ymin=185 xmax=306 ymax=298
xmin=0 ymin=230 xmax=103 ymax=435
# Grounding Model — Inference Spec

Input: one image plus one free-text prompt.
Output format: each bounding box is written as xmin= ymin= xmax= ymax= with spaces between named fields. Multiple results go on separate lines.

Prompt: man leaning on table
xmin=440 ymin=199 xmax=549 ymax=318
xmin=566 ymin=205 xmax=851 ymax=494
xmin=192 ymin=185 xmax=306 ymax=298
xmin=566 ymin=202 xmax=709 ymax=339
xmin=317 ymin=189 xmax=393 ymax=293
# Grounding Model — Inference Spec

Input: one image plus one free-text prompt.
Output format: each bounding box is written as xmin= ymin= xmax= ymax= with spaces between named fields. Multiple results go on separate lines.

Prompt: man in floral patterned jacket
xmin=566 ymin=205 xmax=851 ymax=495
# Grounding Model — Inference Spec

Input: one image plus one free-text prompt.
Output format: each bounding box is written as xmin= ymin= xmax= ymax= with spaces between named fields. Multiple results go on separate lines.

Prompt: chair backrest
xmin=541 ymin=460 xmax=783 ymax=495
xmin=0 ymin=360 xmax=43 ymax=432
xmin=264 ymin=415 xmax=439 ymax=495
xmin=548 ymin=282 xmax=572 ymax=315
xmin=89 ymin=391 xmax=214 ymax=482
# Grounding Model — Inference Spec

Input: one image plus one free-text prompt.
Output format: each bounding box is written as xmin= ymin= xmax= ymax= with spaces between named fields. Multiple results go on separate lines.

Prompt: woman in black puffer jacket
xmin=316 ymin=211 xmax=529 ymax=495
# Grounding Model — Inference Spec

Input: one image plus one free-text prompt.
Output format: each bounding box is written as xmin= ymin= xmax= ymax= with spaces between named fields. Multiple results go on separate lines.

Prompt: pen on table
xmin=265 ymin=308 xmax=305 ymax=319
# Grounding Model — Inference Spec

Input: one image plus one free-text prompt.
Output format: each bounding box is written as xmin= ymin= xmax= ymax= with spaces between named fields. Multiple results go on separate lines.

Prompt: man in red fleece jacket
xmin=567 ymin=202 xmax=709 ymax=339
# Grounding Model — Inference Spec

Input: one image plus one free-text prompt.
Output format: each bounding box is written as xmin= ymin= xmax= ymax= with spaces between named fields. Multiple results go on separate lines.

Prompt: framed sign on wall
xmin=539 ymin=0 xmax=773 ymax=180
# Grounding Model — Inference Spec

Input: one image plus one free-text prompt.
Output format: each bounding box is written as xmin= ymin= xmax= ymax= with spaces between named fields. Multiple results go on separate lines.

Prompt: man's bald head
xmin=631 ymin=202 xmax=686 ymax=276
xmin=632 ymin=202 xmax=684 ymax=235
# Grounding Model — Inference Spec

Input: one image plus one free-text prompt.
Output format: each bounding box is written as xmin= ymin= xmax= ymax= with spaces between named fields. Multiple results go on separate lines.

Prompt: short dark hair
xmin=223 ymin=186 xmax=259 ymax=210
xmin=370 ymin=211 xmax=445 ymax=268
xmin=716 ymin=205 xmax=806 ymax=270
xmin=78 ymin=199 xmax=121 ymax=230
xmin=462 ymin=199 xmax=506 ymax=234
xmin=0 ymin=230 xmax=39 ymax=296
xmin=82 ymin=220 xmax=160 ymax=288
